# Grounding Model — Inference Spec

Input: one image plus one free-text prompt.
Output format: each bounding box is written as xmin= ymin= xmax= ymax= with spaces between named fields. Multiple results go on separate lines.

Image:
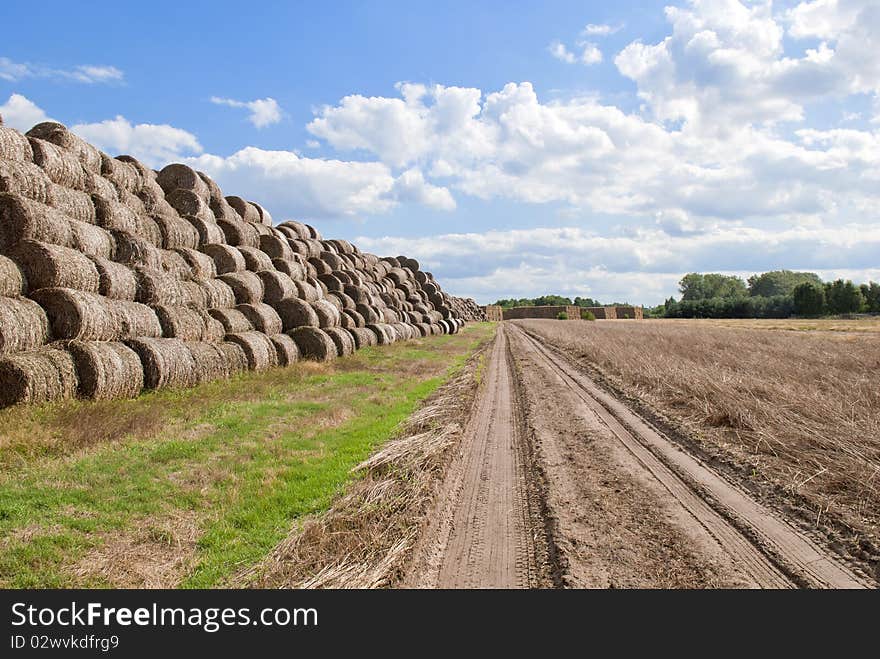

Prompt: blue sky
xmin=2 ymin=0 xmax=879 ymax=304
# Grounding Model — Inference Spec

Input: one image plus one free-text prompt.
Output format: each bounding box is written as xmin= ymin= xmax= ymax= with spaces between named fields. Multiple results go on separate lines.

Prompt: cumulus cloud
xmin=71 ymin=116 xmax=203 ymax=167
xmin=579 ymin=42 xmax=603 ymax=64
xmin=548 ymin=41 xmax=577 ymax=64
xmin=0 ymin=93 xmax=53 ymax=130
xmin=549 ymin=40 xmax=602 ymax=65
xmin=211 ymin=96 xmax=283 ymax=128
xmin=583 ymin=23 xmax=622 ymax=37
xmin=0 ymin=57 xmax=123 ymax=84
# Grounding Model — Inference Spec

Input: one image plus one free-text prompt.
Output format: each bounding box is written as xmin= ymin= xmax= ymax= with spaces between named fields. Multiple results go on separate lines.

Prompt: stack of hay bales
xmin=0 ymin=116 xmax=473 ymax=407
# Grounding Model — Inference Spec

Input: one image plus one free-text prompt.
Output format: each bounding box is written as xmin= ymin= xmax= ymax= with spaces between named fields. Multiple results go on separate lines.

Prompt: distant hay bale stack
xmin=174 ymin=248 xmax=217 ymax=280
xmin=26 ymin=122 xmax=102 ymax=172
xmin=217 ymin=218 xmax=260 ymax=248
xmin=201 ymin=244 xmax=245 ymax=274
xmin=236 ymin=302 xmax=283 ymax=334
xmin=208 ymin=307 xmax=255 ymax=334
xmin=67 ymin=340 xmax=144 ymax=400
xmin=198 ymin=278 xmax=237 ymax=309
xmin=110 ymin=230 xmax=163 ymax=269
xmin=27 ymin=136 xmax=90 ymax=189
xmin=311 ymin=299 xmax=341 ymax=328
xmin=11 ymin=240 xmax=100 ymax=292
xmin=154 ymin=305 xmax=217 ymax=341
xmin=217 ymin=271 xmax=263 ymax=304
xmin=366 ymin=323 xmax=393 ymax=345
xmin=274 ymin=297 xmax=319 ymax=331
xmin=0 ymin=125 xmax=34 ymax=162
xmin=152 ymin=213 xmax=200 ymax=250
xmin=0 ymin=160 xmax=53 ymax=204
xmin=101 ymin=154 xmax=143 ymax=193
xmin=237 ymin=246 xmax=273 ymax=272
xmin=225 ymin=196 xmax=261 ymax=224
xmin=0 ymin=347 xmax=78 ymax=407
xmin=0 ymin=296 xmax=49 ymax=354
xmin=90 ymin=257 xmax=137 ymax=300
xmin=124 ymin=337 xmax=198 ymax=390
xmin=226 ymin=331 xmax=278 ymax=371
xmin=157 ymin=164 xmax=210 ymax=200
xmin=184 ymin=215 xmax=226 ymax=246
xmin=349 ymin=327 xmax=378 ymax=349
xmin=165 ymin=188 xmax=214 ymax=223
xmin=259 ymin=234 xmax=292 ymax=260
xmin=268 ymin=333 xmax=299 ymax=366
xmin=257 ymin=270 xmax=297 ymax=304
xmin=0 ymin=255 xmax=27 ymax=297
xmin=288 ymin=326 xmax=336 ymax=362
xmin=323 ymin=327 xmax=355 ymax=357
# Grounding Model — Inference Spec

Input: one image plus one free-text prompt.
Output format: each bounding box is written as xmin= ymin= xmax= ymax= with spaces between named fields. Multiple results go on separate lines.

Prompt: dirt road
xmin=405 ymin=323 xmax=873 ymax=588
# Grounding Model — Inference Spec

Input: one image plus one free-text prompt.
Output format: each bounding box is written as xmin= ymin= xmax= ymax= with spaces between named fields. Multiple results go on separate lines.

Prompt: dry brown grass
xmin=515 ymin=318 xmax=880 ymax=549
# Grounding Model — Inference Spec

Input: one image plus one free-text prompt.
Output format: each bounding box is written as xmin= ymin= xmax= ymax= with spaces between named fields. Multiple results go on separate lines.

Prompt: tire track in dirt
xmin=510 ymin=323 xmax=871 ymax=589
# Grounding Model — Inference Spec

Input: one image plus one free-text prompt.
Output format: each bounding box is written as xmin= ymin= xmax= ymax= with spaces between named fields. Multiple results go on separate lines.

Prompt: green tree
xmin=792 ymin=283 xmax=826 ymax=316
xmin=824 ymin=279 xmax=864 ymax=314
xmin=860 ymin=282 xmax=880 ymax=313
xmin=573 ymin=296 xmax=600 ymax=307
xmin=747 ymin=270 xmax=823 ymax=297
xmin=679 ymin=273 xmax=748 ymax=300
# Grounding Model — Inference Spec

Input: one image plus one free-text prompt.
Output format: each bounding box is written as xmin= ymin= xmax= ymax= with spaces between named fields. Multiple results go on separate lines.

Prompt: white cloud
xmin=71 ymin=116 xmax=203 ymax=167
xmin=583 ymin=23 xmax=622 ymax=37
xmin=549 ymin=40 xmax=602 ymax=65
xmin=0 ymin=93 xmax=53 ymax=130
xmin=388 ymin=168 xmax=456 ymax=211
xmin=0 ymin=57 xmax=123 ymax=84
xmin=211 ymin=96 xmax=283 ymax=128
xmin=548 ymin=41 xmax=577 ymax=64
xmin=579 ymin=42 xmax=603 ymax=65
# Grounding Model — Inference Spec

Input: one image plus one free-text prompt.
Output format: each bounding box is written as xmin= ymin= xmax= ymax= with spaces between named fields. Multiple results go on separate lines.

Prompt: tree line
xmin=656 ymin=270 xmax=880 ymax=318
xmin=492 ymin=295 xmax=606 ymax=308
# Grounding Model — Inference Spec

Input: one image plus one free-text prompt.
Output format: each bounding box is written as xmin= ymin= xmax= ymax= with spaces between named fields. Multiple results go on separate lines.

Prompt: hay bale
xmin=288 ymin=326 xmax=336 ymax=362
xmin=272 ymin=257 xmax=305 ymax=281
xmin=28 ymin=137 xmax=90 ymax=189
xmin=268 ymin=333 xmax=299 ymax=367
xmin=393 ymin=322 xmax=412 ymax=341
xmin=236 ymin=303 xmax=283 ymax=334
xmin=155 ymin=305 xmax=215 ymax=341
xmin=159 ymin=249 xmax=193 ymax=279
xmin=258 ymin=234 xmax=292 ymax=260
xmin=111 ymin=230 xmax=163 ymax=269
xmin=135 ymin=268 xmax=190 ymax=307
xmin=201 ymin=244 xmax=245 ymax=274
xmin=153 ymin=213 xmax=200 ymax=250
xmin=237 ymin=246 xmax=274 ymax=272
xmin=344 ymin=309 xmax=366 ymax=328
xmin=226 ymin=332 xmax=278 ymax=371
xmin=93 ymin=196 xmax=162 ymax=246
xmin=47 ymin=183 xmax=96 ymax=223
xmin=217 ymin=218 xmax=260 ymax=248
xmin=323 ymin=327 xmax=355 ymax=357
xmin=0 ymin=296 xmax=49 ymax=353
xmin=157 ymin=164 xmax=210 ymax=200
xmin=356 ymin=304 xmax=380 ymax=324
xmin=174 ymin=248 xmax=217 ymax=281
xmin=277 ymin=220 xmax=310 ymax=239
xmin=414 ymin=323 xmax=431 ymax=337
xmin=217 ymin=271 xmax=263 ymax=304
xmin=207 ymin=308 xmax=254 ymax=333
xmin=69 ymin=220 xmax=115 ymax=259
xmin=26 ymin=122 xmax=101 ymax=172
xmin=311 ymin=299 xmax=340 ymax=328
xmin=166 ymin=188 xmax=214 ymax=223
xmin=308 ymin=257 xmax=332 ymax=276
xmin=251 ymin=201 xmax=272 ymax=226
xmin=67 ymin=340 xmax=144 ymax=400
xmin=208 ymin=196 xmax=242 ymax=223
xmin=274 ymin=297 xmax=319 ymax=330
xmin=257 ymin=270 xmax=297 ymax=304
xmin=323 ymin=293 xmax=343 ymax=313
xmin=317 ymin=273 xmax=343 ymax=293
xmin=429 ymin=323 xmax=443 ymax=335
xmin=349 ymin=327 xmax=377 ymax=349
xmin=91 ymin=257 xmax=137 ymax=300
xmin=225 ymin=196 xmax=261 ymax=224
xmin=294 ymin=279 xmax=320 ymax=303
xmin=11 ymin=240 xmax=100 ymax=292
xmin=186 ymin=341 xmax=242 ymax=382
xmin=343 ymin=283 xmax=367 ymax=304
xmin=366 ymin=323 xmax=393 ymax=345
xmin=124 ymin=337 xmax=198 ymax=390
xmin=305 ymin=223 xmax=322 ymax=240
xmin=0 ymin=160 xmax=53 ymax=204
xmin=0 ymin=347 xmax=79 ymax=407
xmin=199 ymin=278 xmax=237 ymax=309
xmin=101 ymin=154 xmax=143 ymax=193
xmin=31 ymin=288 xmax=160 ymax=341
xmin=184 ymin=216 xmax=226 ymax=246
xmin=0 ymin=254 xmax=26 ymax=297
xmin=0 ymin=193 xmax=73 ymax=251
xmin=0 ymin=125 xmax=34 ymax=162
xmin=381 ymin=308 xmax=400 ymax=324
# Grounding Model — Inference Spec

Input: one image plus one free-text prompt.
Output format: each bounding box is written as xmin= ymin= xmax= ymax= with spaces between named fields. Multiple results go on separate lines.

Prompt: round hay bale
xmin=288 ymin=326 xmax=336 ymax=362
xmin=118 ymin=189 xmax=148 ymax=217
xmin=415 ymin=323 xmax=431 ymax=337
xmin=69 ymin=221 xmax=114 ymax=260
xmin=208 ymin=308 xmax=254 ymax=333
xmin=339 ymin=311 xmax=356 ymax=329
xmin=159 ymin=249 xmax=193 ymax=279
xmin=323 ymin=327 xmax=355 ymax=357
xmin=0 ymin=296 xmax=49 ymax=353
xmin=196 ymin=171 xmax=223 ymax=203
xmin=429 ymin=323 xmax=443 ymax=335
xmin=101 ymin=155 xmax=143 ymax=193
xmin=323 ymin=293 xmax=343 ymax=313
xmin=199 ymin=278 xmax=236 ymax=309
xmin=28 ymin=137 xmax=90 ymax=189
xmin=47 ymin=184 xmax=96 ymax=223
xmin=274 ymin=297 xmax=319 ymax=330
xmin=201 ymin=244 xmax=245 ymax=274
xmin=209 ymin=196 xmax=242 ymax=223
xmin=236 ymin=303 xmax=283 ymax=334
xmin=138 ymin=180 xmax=179 ymax=217
xmin=355 ymin=304 xmax=380 ymax=324
xmin=304 ymin=223 xmax=321 ymax=240
xmin=111 ymin=230 xmax=163 ymax=269
xmin=0 ymin=160 xmax=53 ymax=204
xmin=317 ymin=273 xmax=343 ymax=293
xmin=217 ymin=218 xmax=260 ymax=248
xmin=31 ymin=288 xmax=160 ymax=341
xmin=294 ymin=279 xmax=320 ymax=303
xmin=84 ymin=170 xmax=118 ymax=200
xmin=226 ymin=332 xmax=278 ymax=372
xmin=124 ymin=337 xmax=198 ymax=390
xmin=312 ymin=299 xmax=340 ymax=328
xmin=343 ymin=283 xmax=367 ymax=304
xmin=225 ymin=196 xmax=261 ymax=224
xmin=185 ymin=215 xmax=226 ymax=246
xmin=349 ymin=327 xmax=377 ymax=349
xmin=237 ymin=246 xmax=273 ymax=272
xmin=333 ymin=291 xmax=356 ymax=311
xmin=217 ymin=271 xmax=263 ymax=304
xmin=251 ymin=201 xmax=272 ymax=226
xmin=259 ymin=234 xmax=292 ymax=260
xmin=135 ymin=268 xmax=190 ymax=307
xmin=308 ymin=257 xmax=331 ymax=276
xmin=381 ymin=308 xmax=400 ymax=324
xmin=0 ymin=193 xmax=74 ymax=251
xmin=0 ymin=254 xmax=26 ymax=297
xmin=217 ymin=341 xmax=249 ymax=375
xmin=166 ymin=188 xmax=214 ymax=223
xmin=155 ymin=305 xmax=214 ymax=341
xmin=202 ymin=312 xmax=225 ymax=342
xmin=0 ymin=125 xmax=34 ymax=162
xmin=67 ymin=340 xmax=144 ymax=400
xmin=257 ymin=270 xmax=297 ymax=304
xmin=366 ymin=323 xmax=393 ymax=345
xmin=438 ymin=320 xmax=452 ymax=335
xmin=174 ymin=248 xmax=217 ymax=281
xmin=93 ymin=196 xmax=162 ymax=246
xmin=271 ymin=257 xmax=305 ymax=281
xmin=153 ymin=213 xmax=200 ymax=250
xmin=91 ymin=257 xmax=137 ymax=300
xmin=345 ymin=309 xmax=366 ymax=328
xmin=115 ymin=300 xmax=164 ymax=338
xmin=179 ymin=281 xmax=208 ymax=309
xmin=320 ymin=251 xmax=344 ymax=271
xmin=26 ymin=123 xmax=101 ymax=172
xmin=268 ymin=333 xmax=299 ymax=366
xmin=12 ymin=240 xmax=99 ymax=292
xmin=0 ymin=347 xmax=79 ymax=407
xmin=157 ymin=164 xmax=210 ymax=200
xmin=310 ymin=276 xmax=328 ymax=298
xmin=393 ymin=322 xmax=412 ymax=341
xmin=277 ymin=220 xmax=310 ymax=239
xmin=186 ymin=341 xmax=246 ymax=382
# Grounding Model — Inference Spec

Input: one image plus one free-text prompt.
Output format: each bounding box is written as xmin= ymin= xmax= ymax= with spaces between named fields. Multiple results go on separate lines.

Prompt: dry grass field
xmin=515 ymin=318 xmax=880 ymax=551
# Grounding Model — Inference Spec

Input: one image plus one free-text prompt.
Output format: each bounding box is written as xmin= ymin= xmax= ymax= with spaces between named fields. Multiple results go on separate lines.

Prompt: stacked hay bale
xmin=0 ymin=117 xmax=473 ymax=408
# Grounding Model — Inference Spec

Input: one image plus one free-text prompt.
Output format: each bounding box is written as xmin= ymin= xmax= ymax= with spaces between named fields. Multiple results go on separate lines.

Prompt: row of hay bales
xmin=0 ymin=116 xmax=477 ymax=408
